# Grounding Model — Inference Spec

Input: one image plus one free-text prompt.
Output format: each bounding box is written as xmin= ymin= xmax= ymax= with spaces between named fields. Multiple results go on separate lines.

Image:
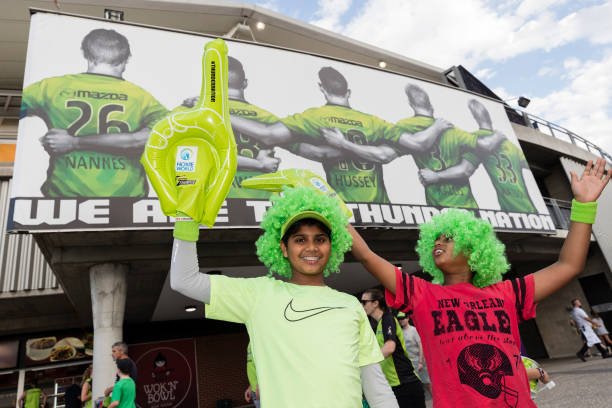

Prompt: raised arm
xmin=321 ymin=128 xmax=398 ymax=163
xmin=532 ymin=159 xmax=611 ymax=302
xmin=231 ymin=116 xmax=295 ymax=145
xmin=170 ymin=238 xmax=211 ymax=303
xmin=418 ymin=159 xmax=477 ymax=186
xmin=395 ymin=118 xmax=452 ymax=153
xmin=348 ymin=225 xmax=397 ymax=293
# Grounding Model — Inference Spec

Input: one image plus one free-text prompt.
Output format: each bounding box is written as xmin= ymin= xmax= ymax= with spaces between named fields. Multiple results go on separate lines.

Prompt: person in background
xmin=570 ymin=298 xmax=610 ymax=361
xmin=397 ymin=312 xmax=432 ymax=397
xmin=81 ymin=364 xmax=93 ymax=408
xmin=108 ymin=359 xmax=136 ymax=408
xmin=104 ymin=342 xmax=137 ymax=406
xmin=244 ymin=343 xmax=260 ymax=408
xmin=361 ymin=288 xmax=425 ymax=408
xmin=591 ymin=310 xmax=612 ymax=351
xmin=18 ymin=380 xmax=47 ymax=408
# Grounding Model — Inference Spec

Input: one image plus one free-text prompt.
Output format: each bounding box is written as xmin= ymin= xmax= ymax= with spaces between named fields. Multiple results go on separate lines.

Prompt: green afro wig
xmin=256 ymin=186 xmax=352 ymax=278
xmin=416 ymin=209 xmax=509 ymax=287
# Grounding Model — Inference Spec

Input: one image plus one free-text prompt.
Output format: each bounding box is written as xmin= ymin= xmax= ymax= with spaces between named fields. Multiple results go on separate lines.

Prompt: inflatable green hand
xmin=141 ymin=38 xmax=237 ymax=227
xmin=241 ymin=169 xmax=353 ymax=218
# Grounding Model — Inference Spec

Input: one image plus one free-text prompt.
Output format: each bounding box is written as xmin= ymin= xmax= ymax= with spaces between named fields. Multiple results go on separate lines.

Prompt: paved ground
xmin=425 ymin=354 xmax=612 ymax=407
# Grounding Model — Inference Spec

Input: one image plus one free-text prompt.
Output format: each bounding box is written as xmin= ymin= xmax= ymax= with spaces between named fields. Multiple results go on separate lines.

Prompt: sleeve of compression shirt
xmin=361 ymin=363 xmax=399 ymax=408
xmin=170 ymin=238 xmax=211 ymax=303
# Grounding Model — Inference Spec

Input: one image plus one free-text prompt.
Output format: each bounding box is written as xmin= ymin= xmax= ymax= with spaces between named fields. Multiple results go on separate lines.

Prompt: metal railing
xmin=506 ymin=106 xmax=612 ymax=164
xmin=543 ymin=197 xmax=571 ymax=230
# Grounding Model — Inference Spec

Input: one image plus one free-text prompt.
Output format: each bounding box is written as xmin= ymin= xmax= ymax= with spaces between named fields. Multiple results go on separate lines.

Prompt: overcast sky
xmin=244 ymin=0 xmax=612 ymax=156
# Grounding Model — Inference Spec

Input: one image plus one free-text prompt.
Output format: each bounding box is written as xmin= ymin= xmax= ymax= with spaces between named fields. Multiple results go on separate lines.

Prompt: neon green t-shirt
xmin=246 ymin=342 xmax=258 ymax=390
xmin=206 ymin=276 xmax=382 ymax=408
xmin=24 ymin=388 xmax=41 ymax=408
xmin=111 ymin=377 xmax=136 ymax=408
xmin=21 ymin=73 xmax=168 ymax=197
xmin=394 ymin=116 xmax=479 ymax=208
xmin=230 ymin=99 xmax=279 ymax=199
xmin=473 ymin=129 xmax=536 ymax=213
xmin=375 ymin=312 xmax=418 ymax=387
xmin=282 ymin=105 xmax=394 ymax=203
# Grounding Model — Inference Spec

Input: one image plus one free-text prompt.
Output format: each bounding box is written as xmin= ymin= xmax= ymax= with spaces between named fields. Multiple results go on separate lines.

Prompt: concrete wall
xmin=544 ymin=163 xmax=573 ymax=201
xmin=533 ymin=250 xmax=610 ymax=358
xmin=535 ymin=279 xmax=585 ymax=358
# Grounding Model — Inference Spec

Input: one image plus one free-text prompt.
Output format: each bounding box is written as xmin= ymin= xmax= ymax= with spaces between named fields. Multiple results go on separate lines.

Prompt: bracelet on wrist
xmin=570 ymin=199 xmax=597 ymax=224
xmin=537 ymin=367 xmax=545 ymax=382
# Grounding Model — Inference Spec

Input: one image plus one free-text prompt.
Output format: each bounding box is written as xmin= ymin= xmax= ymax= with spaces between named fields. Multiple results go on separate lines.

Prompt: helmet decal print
xmin=457 ymin=343 xmax=518 ymax=407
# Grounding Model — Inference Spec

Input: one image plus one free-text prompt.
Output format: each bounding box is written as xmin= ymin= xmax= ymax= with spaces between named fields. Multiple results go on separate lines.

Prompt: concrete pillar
xmin=90 ymin=263 xmax=128 ymax=402
xmin=14 ymin=369 xmax=24 ymax=408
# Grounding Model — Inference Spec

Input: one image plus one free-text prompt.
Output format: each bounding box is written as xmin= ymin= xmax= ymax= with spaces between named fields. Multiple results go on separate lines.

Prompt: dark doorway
xmin=579 ymin=273 xmax=612 ymax=337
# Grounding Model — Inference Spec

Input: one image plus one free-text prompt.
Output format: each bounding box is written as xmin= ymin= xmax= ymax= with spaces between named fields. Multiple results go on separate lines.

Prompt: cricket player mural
xmin=10 ymin=11 xmax=552 ymax=233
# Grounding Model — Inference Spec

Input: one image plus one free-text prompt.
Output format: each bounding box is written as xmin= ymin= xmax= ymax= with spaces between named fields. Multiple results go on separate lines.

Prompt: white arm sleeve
xmin=170 ymin=238 xmax=211 ymax=304
xmin=361 ymin=363 xmax=399 ymax=408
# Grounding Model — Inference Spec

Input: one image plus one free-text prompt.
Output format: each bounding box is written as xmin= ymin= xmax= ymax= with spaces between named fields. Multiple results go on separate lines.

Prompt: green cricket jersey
xmin=282 ymin=104 xmax=395 ymax=203
xmin=394 ymin=116 xmax=479 ymax=208
xmin=230 ymin=99 xmax=279 ymax=199
xmin=21 ymin=73 xmax=167 ymax=197
xmin=473 ymin=129 xmax=536 ymax=213
xmin=111 ymin=377 xmax=136 ymax=408
xmin=375 ymin=311 xmax=419 ymax=387
xmin=24 ymin=388 xmax=41 ymax=408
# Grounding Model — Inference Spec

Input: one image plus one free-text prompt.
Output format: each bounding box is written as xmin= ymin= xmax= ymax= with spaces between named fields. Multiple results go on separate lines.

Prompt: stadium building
xmin=0 ymin=1 xmax=611 ymax=407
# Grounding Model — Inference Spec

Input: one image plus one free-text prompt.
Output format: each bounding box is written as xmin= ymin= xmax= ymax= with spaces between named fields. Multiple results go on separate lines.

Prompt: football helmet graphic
xmin=457 ymin=343 xmax=518 ymax=407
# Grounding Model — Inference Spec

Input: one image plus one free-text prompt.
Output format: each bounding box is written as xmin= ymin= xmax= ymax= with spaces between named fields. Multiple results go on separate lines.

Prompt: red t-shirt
xmin=385 ymin=268 xmax=537 ymax=408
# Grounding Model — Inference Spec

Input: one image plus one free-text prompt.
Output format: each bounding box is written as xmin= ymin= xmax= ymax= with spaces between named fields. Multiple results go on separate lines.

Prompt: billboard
xmin=22 ymin=332 xmax=93 ymax=367
xmin=10 ymin=11 xmax=554 ymax=233
xmin=130 ymin=339 xmax=198 ymax=408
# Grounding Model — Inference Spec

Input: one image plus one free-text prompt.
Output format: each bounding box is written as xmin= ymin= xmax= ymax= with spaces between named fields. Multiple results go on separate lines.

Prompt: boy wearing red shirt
xmin=349 ymin=159 xmax=610 ymax=407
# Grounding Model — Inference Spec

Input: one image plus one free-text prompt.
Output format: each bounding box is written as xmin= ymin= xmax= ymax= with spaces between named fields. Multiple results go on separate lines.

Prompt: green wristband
xmin=173 ymin=212 xmax=200 ymax=242
xmin=570 ymin=199 xmax=597 ymax=224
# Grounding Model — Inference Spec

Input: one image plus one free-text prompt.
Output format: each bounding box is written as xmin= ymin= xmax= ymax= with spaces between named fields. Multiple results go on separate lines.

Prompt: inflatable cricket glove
xmin=241 ymin=168 xmax=353 ymax=218
xmin=141 ymin=39 xmax=237 ymax=240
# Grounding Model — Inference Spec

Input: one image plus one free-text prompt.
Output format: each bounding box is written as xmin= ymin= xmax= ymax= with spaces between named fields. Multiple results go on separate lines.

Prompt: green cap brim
xmin=281 ymin=210 xmax=332 ymax=238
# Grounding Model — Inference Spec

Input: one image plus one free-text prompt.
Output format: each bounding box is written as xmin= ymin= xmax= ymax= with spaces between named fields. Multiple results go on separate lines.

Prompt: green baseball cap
xmin=281 ymin=210 xmax=332 ymax=238
xmin=397 ymin=312 xmax=407 ymax=319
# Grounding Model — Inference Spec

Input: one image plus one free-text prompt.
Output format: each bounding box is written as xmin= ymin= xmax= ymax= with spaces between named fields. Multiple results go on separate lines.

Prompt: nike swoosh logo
xmin=283 ymin=299 xmax=345 ymax=322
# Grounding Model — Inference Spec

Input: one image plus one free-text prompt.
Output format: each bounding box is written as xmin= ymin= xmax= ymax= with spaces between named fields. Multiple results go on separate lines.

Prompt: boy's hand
xmin=571 ymin=158 xmax=611 ymax=202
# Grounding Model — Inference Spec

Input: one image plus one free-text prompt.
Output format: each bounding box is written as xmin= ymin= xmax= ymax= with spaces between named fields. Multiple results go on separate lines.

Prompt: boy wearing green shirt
xmin=170 ymin=186 xmax=398 ymax=408
xmin=109 ymin=359 xmax=136 ymax=408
